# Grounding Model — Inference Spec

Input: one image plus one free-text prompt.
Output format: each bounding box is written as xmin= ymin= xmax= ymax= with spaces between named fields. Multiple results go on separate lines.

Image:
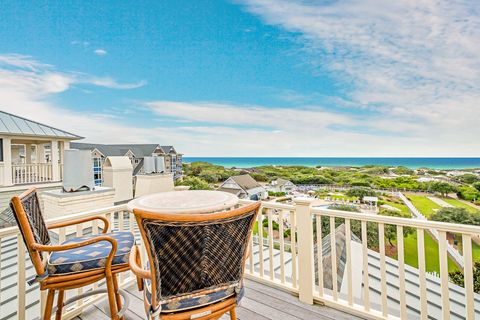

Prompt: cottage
xmin=269 ymin=178 xmax=297 ymax=193
xmin=218 ymin=174 xmax=267 ymax=200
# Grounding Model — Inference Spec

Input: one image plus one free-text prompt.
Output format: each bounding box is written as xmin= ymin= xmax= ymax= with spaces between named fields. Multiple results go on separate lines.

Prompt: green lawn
xmin=407 ymin=195 xmax=442 ymax=218
xmin=253 ymin=221 xmax=268 ymax=237
xmin=395 ymin=230 xmax=459 ymax=273
xmin=382 ymin=200 xmax=411 ymax=217
xmin=440 ymin=197 xmax=479 ymax=214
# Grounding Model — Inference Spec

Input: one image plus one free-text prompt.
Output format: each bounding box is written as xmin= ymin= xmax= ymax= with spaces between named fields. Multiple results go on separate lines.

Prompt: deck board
xmin=79 ymin=279 xmax=364 ymax=320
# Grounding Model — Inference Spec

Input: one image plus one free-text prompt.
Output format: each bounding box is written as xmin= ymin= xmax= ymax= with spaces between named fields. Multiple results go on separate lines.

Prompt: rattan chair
xmin=129 ymin=201 xmax=261 ymax=320
xmin=10 ymin=188 xmax=133 ymax=320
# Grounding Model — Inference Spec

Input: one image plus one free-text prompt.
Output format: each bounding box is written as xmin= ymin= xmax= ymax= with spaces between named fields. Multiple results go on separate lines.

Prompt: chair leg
xmin=113 ymin=275 xmax=124 ymax=320
xmin=229 ymin=307 xmax=237 ymax=320
xmin=43 ymin=289 xmax=55 ymax=320
xmin=55 ymin=290 xmax=65 ymax=320
xmin=106 ymin=274 xmax=119 ymax=320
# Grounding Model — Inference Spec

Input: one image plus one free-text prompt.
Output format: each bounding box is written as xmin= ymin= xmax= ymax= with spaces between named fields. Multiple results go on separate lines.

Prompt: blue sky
xmin=0 ymin=0 xmax=479 ymax=156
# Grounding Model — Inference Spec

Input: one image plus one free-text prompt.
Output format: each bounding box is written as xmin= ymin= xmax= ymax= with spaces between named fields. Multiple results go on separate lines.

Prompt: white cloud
xmin=94 ymin=49 xmax=107 ymax=56
xmin=238 ymin=0 xmax=480 ymax=155
xmin=86 ymin=76 xmax=146 ymax=89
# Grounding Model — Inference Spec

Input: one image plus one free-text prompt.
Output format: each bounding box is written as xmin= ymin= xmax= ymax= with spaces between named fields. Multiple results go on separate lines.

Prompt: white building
xmin=218 ymin=174 xmax=267 ymax=200
xmin=269 ymin=178 xmax=297 ymax=193
xmin=70 ymin=143 xmax=183 ymax=185
xmin=0 ymin=110 xmax=83 ymax=222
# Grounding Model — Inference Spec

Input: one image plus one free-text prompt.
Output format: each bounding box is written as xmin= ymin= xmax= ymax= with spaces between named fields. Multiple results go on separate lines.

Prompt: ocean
xmin=183 ymin=157 xmax=480 ymax=170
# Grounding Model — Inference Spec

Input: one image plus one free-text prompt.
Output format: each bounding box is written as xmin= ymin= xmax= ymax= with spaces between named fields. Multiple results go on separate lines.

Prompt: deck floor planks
xmin=78 ymin=279 xmax=363 ymax=320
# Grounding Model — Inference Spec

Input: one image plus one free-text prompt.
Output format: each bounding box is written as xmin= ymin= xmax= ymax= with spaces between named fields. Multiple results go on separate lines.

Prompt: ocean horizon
xmin=183 ymin=157 xmax=480 ymax=170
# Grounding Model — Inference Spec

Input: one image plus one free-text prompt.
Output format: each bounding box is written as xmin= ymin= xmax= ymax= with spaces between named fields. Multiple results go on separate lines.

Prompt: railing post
xmin=294 ymin=197 xmax=315 ymax=304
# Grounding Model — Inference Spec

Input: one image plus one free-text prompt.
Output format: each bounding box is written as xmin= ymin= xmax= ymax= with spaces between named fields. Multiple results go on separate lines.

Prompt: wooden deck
xmin=75 ymin=279 xmax=362 ymax=320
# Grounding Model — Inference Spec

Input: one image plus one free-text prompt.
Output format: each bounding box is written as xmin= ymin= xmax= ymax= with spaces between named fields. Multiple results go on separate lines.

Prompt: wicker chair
xmin=129 ymin=201 xmax=261 ymax=320
xmin=10 ymin=188 xmax=133 ymax=320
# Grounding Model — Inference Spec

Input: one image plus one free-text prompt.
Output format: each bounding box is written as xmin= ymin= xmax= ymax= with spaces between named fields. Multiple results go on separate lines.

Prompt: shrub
xmin=457 ymin=186 xmax=480 ymax=201
xmin=175 ymin=176 xmax=211 ymax=190
xmin=346 ymin=187 xmax=377 ymax=199
xmin=327 ymin=204 xmax=361 ymax=212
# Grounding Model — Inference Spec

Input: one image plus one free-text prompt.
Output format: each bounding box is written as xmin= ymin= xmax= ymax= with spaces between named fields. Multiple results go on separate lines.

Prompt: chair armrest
xmin=47 ymin=216 xmax=110 ymax=233
xmin=129 ymin=245 xmax=151 ymax=279
xmin=32 ymin=236 xmax=118 ymax=270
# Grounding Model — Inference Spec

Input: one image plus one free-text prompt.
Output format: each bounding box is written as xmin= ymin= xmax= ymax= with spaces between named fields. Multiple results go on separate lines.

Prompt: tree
xmin=449 ymin=261 xmax=480 ymax=293
xmin=175 ymin=176 xmax=211 ymax=190
xmin=456 ymin=174 xmax=480 ymax=184
xmin=430 ymin=207 xmax=480 ymax=225
xmin=379 ymin=209 xmax=414 ymax=247
xmin=346 ymin=187 xmax=377 ymax=199
xmin=457 ymin=186 xmax=480 ymax=201
xmin=473 ymin=182 xmax=480 ymax=192
xmin=429 ymin=181 xmax=457 ymax=197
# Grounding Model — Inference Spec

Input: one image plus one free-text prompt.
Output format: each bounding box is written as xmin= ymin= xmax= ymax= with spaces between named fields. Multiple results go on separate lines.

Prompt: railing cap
xmin=293 ymin=197 xmax=315 ymax=206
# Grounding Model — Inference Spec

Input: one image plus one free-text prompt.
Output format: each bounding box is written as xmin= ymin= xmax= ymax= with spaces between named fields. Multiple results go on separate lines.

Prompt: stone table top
xmin=127 ymin=190 xmax=239 ymax=214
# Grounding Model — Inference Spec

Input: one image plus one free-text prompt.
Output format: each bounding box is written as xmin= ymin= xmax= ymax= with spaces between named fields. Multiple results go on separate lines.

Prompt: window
xmin=93 ymin=157 xmax=103 ymax=186
xmin=0 ymin=139 xmax=3 ymax=162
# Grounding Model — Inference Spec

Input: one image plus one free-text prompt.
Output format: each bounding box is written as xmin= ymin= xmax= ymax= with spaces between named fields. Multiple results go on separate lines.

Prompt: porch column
xmin=37 ymin=143 xmax=45 ymax=163
xmin=294 ymin=197 xmax=315 ymax=304
xmin=25 ymin=143 xmax=33 ymax=164
xmin=51 ymin=139 xmax=60 ymax=181
xmin=3 ymin=137 xmax=13 ymax=186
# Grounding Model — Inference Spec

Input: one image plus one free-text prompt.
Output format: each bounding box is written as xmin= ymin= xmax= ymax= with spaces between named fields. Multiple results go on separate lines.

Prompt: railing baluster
xmin=316 ymin=215 xmax=323 ymax=296
xmin=438 ymin=231 xmax=450 ymax=320
xmin=462 ymin=234 xmax=474 ymax=320
xmin=279 ymin=210 xmax=286 ymax=284
xmin=345 ymin=218 xmax=353 ymax=306
xmin=329 ymin=216 xmax=338 ymax=301
xmin=378 ymin=223 xmax=388 ymax=317
xmin=290 ymin=210 xmax=297 ymax=288
xmin=17 ymin=235 xmax=26 ymax=320
xmin=361 ymin=220 xmax=370 ymax=311
xmin=417 ymin=229 xmax=428 ymax=320
xmin=267 ymin=209 xmax=274 ymax=280
xmin=249 ymin=236 xmax=254 ymax=274
xmin=257 ymin=207 xmax=264 ymax=278
xmin=76 ymin=224 xmax=84 ymax=309
xmin=396 ymin=225 xmax=407 ymax=319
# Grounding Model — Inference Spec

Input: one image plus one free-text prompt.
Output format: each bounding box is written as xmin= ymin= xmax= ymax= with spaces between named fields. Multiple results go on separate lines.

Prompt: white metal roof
xmin=0 ymin=110 xmax=83 ymax=139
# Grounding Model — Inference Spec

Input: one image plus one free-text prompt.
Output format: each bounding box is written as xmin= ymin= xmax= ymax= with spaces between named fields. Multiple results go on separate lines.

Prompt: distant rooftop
xmin=71 ymin=143 xmax=178 ymax=158
xmin=0 ymin=110 xmax=83 ymax=140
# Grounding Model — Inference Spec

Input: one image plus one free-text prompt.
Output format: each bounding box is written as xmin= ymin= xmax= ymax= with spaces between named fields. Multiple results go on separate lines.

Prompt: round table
xmin=127 ymin=190 xmax=239 ymax=214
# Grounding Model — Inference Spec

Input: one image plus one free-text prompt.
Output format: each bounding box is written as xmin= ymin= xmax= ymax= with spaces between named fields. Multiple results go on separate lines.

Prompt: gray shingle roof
xmin=71 ymin=143 xmax=160 ymax=157
xmin=230 ymin=174 xmax=262 ymax=191
xmin=0 ymin=110 xmax=83 ymax=139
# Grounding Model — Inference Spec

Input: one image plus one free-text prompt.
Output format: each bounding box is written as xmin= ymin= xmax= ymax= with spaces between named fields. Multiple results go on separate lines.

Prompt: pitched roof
xmin=276 ymin=178 xmax=294 ymax=187
xmin=71 ymin=143 xmax=159 ymax=157
xmin=230 ymin=174 xmax=262 ymax=191
xmin=0 ymin=110 xmax=83 ymax=140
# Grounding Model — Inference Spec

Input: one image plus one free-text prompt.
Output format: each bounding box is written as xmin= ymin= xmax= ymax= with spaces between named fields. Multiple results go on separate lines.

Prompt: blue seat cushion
xmin=143 ymin=265 xmax=244 ymax=313
xmin=47 ymin=232 xmax=134 ymax=275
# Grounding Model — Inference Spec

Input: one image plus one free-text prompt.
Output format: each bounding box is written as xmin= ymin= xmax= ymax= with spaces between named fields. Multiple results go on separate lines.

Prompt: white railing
xmin=11 ymin=163 xmax=54 ymax=184
xmin=2 ymin=199 xmax=480 ymax=319
xmin=399 ymin=192 xmax=465 ymax=268
xmin=0 ymin=204 xmax=135 ymax=320
xmin=240 ymin=198 xmax=480 ymax=320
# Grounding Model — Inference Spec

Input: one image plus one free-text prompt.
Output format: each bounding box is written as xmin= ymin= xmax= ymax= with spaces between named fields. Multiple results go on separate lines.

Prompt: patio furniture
xmin=129 ymin=201 xmax=261 ymax=320
xmin=127 ymin=190 xmax=239 ymax=214
xmin=10 ymin=187 xmax=133 ymax=320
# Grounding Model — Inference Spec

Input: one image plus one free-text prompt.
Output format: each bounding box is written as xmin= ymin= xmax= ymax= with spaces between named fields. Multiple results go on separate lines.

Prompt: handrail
xmin=311 ymin=206 xmax=480 ymax=235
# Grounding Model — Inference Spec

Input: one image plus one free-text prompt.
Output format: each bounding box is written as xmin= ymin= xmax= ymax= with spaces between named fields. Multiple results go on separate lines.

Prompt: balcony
xmin=1 ymin=198 xmax=480 ymax=319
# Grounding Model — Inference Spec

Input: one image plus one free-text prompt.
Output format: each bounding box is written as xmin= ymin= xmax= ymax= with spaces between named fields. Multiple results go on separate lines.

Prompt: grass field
xmin=407 ymin=195 xmax=442 ymax=218
xmin=394 ymin=230 xmax=459 ymax=273
xmin=382 ymin=200 xmax=411 ymax=216
xmin=440 ymin=197 xmax=479 ymax=214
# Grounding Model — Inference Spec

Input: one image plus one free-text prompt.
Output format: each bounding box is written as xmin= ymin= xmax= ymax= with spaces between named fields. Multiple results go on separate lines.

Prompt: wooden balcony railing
xmin=11 ymin=163 xmax=54 ymax=184
xmin=1 ymin=199 xmax=480 ymax=319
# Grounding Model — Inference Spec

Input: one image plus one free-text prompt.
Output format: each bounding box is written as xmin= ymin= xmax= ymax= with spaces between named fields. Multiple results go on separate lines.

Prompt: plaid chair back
xmin=138 ymin=203 xmax=260 ymax=306
xmin=10 ymin=188 xmax=50 ymax=275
